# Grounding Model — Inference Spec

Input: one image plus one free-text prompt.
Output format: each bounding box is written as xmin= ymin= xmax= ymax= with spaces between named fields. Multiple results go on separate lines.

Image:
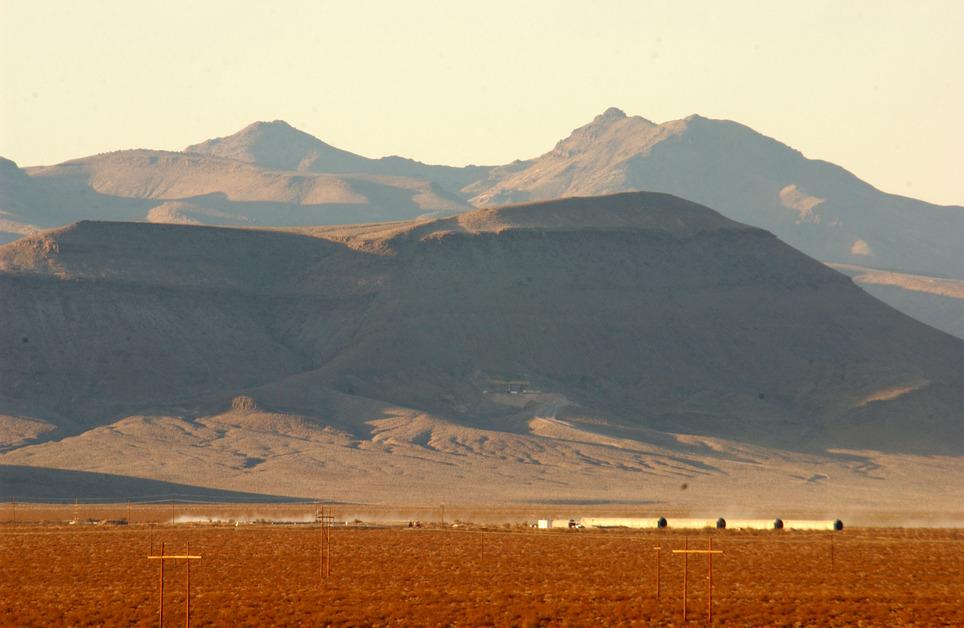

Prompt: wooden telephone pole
xmin=318 ymin=505 xmax=334 ymax=582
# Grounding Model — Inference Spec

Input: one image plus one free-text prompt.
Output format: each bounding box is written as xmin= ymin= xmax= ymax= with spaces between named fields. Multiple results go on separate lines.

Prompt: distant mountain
xmin=3 ymin=112 xmax=964 ymax=340
xmin=2 ymin=192 xmax=962 ymax=456
xmin=186 ymin=120 xmax=498 ymax=194
xmin=0 ymin=149 xmax=471 ymax=236
xmin=472 ymin=108 xmax=964 ymax=280
xmin=185 ymin=120 xmax=375 ymax=172
xmin=8 ymin=113 xmax=963 ymax=280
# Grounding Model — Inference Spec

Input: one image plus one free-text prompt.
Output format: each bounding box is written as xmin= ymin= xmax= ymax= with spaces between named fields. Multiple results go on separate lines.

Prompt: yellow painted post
xmin=185 ymin=542 xmax=190 ymax=628
xmin=653 ymin=546 xmax=661 ymax=599
xmin=672 ymin=546 xmax=724 ymax=626
xmin=830 ymin=532 xmax=835 ymax=573
xmin=708 ymin=538 xmax=713 ymax=625
xmin=683 ymin=536 xmax=688 ymax=622
xmin=148 ymin=546 xmax=201 ymax=627
xmin=159 ymin=542 xmax=165 ymax=626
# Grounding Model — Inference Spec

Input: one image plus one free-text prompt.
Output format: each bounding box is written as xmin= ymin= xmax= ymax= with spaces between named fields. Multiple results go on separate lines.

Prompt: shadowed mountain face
xmin=1 ymin=193 xmax=962 ymax=458
xmin=0 ymin=465 xmax=305 ymax=501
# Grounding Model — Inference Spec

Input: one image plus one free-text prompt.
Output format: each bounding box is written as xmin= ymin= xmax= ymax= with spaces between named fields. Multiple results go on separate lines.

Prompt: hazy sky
xmin=2 ymin=0 xmax=962 ymax=205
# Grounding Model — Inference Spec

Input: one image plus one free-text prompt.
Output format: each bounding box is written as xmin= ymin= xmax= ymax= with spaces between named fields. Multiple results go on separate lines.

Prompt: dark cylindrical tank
xmin=773 ymin=518 xmax=784 ymax=529
xmin=657 ymin=516 xmax=668 ymax=528
xmin=834 ymin=519 xmax=844 ymax=531
xmin=716 ymin=517 xmax=726 ymax=529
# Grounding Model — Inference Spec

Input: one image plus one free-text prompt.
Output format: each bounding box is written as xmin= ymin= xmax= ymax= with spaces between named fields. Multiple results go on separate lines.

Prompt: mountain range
xmin=3 ymin=109 xmax=962 ymax=339
xmin=1 ymin=193 xmax=962 ymax=514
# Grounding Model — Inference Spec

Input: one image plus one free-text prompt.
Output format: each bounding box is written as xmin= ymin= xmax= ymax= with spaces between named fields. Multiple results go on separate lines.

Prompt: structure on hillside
xmin=488 ymin=379 xmax=529 ymax=394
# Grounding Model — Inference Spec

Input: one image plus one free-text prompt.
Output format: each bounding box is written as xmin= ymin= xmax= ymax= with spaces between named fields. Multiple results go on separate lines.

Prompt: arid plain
xmin=2 ymin=523 xmax=962 ymax=626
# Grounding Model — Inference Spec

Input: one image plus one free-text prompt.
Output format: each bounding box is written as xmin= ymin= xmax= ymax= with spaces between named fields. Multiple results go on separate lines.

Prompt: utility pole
xmin=318 ymin=505 xmax=333 ymax=583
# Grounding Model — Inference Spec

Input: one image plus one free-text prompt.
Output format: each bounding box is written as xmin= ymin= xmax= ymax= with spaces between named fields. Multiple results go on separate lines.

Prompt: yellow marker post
xmin=672 ymin=538 xmax=723 ymax=625
xmin=148 ymin=543 xmax=201 ymax=627
xmin=653 ymin=546 xmax=661 ymax=599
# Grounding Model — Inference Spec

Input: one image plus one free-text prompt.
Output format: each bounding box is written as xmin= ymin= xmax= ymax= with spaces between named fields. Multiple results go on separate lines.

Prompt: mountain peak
xmin=241 ymin=119 xmax=298 ymax=134
xmin=258 ymin=119 xmax=292 ymax=127
xmin=211 ymin=119 xmax=314 ymax=146
xmin=597 ymin=107 xmax=627 ymax=120
xmin=185 ymin=120 xmax=369 ymax=172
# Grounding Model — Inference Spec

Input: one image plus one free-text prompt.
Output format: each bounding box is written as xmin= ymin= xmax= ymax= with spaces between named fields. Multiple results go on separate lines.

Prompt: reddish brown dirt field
xmin=2 ymin=524 xmax=962 ymax=626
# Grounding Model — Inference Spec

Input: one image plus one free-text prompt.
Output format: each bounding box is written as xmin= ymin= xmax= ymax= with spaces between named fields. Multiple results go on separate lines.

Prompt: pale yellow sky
xmin=2 ymin=0 xmax=962 ymax=205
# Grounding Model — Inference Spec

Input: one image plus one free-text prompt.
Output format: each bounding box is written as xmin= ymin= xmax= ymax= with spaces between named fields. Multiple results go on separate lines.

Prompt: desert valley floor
xmin=2 ymin=524 xmax=962 ymax=626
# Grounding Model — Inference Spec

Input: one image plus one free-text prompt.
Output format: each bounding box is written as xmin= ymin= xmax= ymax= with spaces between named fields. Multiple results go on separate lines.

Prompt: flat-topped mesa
xmin=0 ymin=220 xmax=367 ymax=293
xmin=306 ymin=191 xmax=756 ymax=251
xmin=1 ymin=191 xmax=963 ymax=453
xmin=272 ymin=190 xmax=752 ymax=249
xmin=452 ymin=192 xmax=746 ymax=235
